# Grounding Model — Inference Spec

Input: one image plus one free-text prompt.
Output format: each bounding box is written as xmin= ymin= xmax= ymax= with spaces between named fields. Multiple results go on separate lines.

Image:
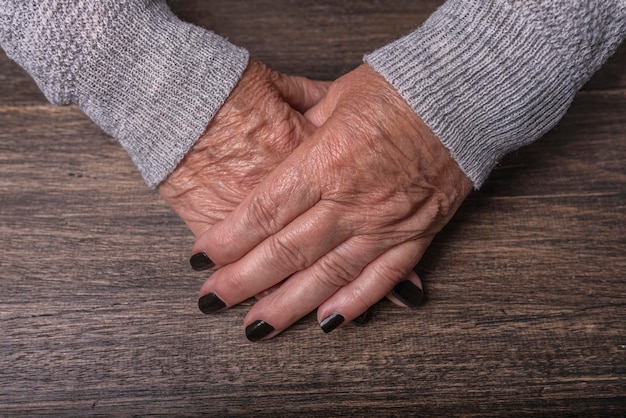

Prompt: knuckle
xmin=248 ymin=193 xmax=279 ymax=236
xmin=374 ymin=262 xmax=409 ymax=285
xmin=223 ymin=269 xmax=249 ymax=298
xmin=416 ymin=191 xmax=454 ymax=232
xmin=211 ymin=267 xmax=250 ymax=301
xmin=350 ymin=286 xmax=378 ymax=314
xmin=315 ymin=255 xmax=361 ymax=289
xmin=431 ymin=191 xmax=454 ymax=221
xmin=209 ymin=228 xmax=244 ymax=264
xmin=266 ymin=234 xmax=310 ymax=272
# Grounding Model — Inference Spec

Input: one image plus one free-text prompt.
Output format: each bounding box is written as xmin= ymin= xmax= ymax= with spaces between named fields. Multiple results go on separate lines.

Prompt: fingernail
xmin=198 ymin=293 xmax=226 ymax=314
xmin=392 ymin=280 xmax=424 ymax=308
xmin=245 ymin=320 xmax=275 ymax=342
xmin=320 ymin=313 xmax=344 ymax=334
xmin=190 ymin=252 xmax=215 ymax=271
xmin=351 ymin=310 xmax=368 ymax=326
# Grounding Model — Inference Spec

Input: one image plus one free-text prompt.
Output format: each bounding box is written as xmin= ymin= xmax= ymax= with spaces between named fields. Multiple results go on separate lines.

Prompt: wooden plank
xmin=0 ymin=58 xmax=48 ymax=105
xmin=0 ymin=1 xmax=624 ymax=415
xmin=0 ymin=90 xmax=623 ymax=416
xmin=3 ymin=1 xmax=620 ymax=104
xmin=170 ymin=0 xmax=441 ymax=80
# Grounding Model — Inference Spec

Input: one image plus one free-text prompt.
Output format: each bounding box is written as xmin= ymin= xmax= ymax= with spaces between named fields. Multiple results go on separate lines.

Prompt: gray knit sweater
xmin=1 ymin=1 xmax=624 ymax=189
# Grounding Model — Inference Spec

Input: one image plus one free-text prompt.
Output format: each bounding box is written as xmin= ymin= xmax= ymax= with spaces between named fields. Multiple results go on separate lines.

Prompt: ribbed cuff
xmin=74 ymin=1 xmax=249 ymax=188
xmin=365 ymin=0 xmax=578 ymax=188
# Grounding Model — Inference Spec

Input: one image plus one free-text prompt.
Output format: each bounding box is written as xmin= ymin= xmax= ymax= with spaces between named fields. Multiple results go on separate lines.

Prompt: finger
xmin=240 ymin=235 xmax=389 ymax=341
xmin=274 ymin=73 xmax=331 ymax=113
xmin=192 ymin=138 xmax=325 ymax=266
xmin=197 ymin=275 xmax=285 ymax=314
xmin=303 ymin=94 xmax=336 ymax=128
xmin=315 ymin=239 xmax=428 ymax=333
xmin=385 ymin=270 xmax=424 ymax=309
xmin=197 ymin=202 xmax=351 ymax=312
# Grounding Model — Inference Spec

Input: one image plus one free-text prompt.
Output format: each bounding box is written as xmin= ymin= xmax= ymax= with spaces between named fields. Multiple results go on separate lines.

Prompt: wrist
xmin=364 ymin=0 xmax=581 ymax=188
xmin=74 ymin=1 xmax=249 ymax=188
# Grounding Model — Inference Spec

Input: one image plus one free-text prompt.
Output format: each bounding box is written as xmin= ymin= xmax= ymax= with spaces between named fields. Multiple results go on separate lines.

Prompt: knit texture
xmin=0 ymin=0 xmax=249 ymax=188
xmin=1 ymin=1 xmax=624 ymax=189
xmin=366 ymin=0 xmax=626 ymax=188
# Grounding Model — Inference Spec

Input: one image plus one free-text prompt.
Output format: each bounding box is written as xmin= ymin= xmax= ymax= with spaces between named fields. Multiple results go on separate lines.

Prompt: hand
xmin=159 ymin=59 xmax=328 ymax=237
xmin=193 ymin=64 xmax=472 ymax=341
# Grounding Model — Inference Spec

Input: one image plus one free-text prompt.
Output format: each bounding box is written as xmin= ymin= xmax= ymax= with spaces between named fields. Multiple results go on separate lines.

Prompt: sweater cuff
xmin=74 ymin=2 xmax=249 ymax=188
xmin=365 ymin=0 xmax=582 ymax=188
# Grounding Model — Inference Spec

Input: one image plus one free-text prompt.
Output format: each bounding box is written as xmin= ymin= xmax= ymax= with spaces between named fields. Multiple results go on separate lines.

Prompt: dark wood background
xmin=1 ymin=1 xmax=624 ymax=416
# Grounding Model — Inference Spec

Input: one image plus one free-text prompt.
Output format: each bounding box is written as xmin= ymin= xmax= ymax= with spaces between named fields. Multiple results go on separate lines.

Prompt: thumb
xmin=274 ymin=73 xmax=331 ymax=114
xmin=302 ymin=81 xmax=341 ymax=128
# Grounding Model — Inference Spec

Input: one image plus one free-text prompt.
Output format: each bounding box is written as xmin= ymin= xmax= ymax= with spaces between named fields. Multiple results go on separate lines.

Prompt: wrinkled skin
xmin=159 ymin=59 xmax=328 ymax=236
xmin=193 ymin=64 xmax=472 ymax=340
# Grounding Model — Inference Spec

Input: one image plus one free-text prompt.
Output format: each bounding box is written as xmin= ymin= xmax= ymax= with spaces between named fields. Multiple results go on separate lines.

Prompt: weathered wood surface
xmin=0 ymin=1 xmax=624 ymax=416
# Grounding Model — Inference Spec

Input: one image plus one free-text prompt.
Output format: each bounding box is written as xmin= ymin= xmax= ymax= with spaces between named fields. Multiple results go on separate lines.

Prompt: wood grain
xmin=1 ymin=1 xmax=624 ymax=416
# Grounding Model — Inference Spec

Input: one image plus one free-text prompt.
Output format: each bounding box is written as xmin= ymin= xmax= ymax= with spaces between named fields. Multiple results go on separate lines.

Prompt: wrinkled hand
xmin=193 ymin=64 xmax=473 ymax=341
xmin=159 ymin=59 xmax=328 ymax=237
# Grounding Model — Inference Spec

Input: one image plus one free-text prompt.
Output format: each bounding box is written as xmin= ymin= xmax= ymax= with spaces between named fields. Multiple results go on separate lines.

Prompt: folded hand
xmin=193 ymin=64 xmax=472 ymax=340
xmin=159 ymin=59 xmax=328 ymax=236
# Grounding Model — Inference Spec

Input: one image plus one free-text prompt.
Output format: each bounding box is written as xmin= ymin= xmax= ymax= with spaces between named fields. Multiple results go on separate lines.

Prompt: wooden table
xmin=1 ymin=1 xmax=624 ymax=415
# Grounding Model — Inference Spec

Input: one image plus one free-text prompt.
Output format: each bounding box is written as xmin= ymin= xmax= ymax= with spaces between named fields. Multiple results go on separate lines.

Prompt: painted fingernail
xmin=245 ymin=320 xmax=275 ymax=342
xmin=190 ymin=252 xmax=214 ymax=271
xmin=198 ymin=293 xmax=226 ymax=314
xmin=392 ymin=280 xmax=424 ymax=308
xmin=351 ymin=310 xmax=368 ymax=325
xmin=320 ymin=313 xmax=344 ymax=334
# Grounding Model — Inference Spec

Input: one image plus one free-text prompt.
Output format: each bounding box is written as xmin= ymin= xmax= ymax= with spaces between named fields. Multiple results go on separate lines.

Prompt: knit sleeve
xmin=0 ymin=0 xmax=249 ymax=188
xmin=365 ymin=0 xmax=626 ymax=188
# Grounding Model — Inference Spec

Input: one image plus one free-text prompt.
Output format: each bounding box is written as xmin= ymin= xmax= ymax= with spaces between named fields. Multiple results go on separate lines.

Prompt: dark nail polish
xmin=320 ymin=313 xmax=345 ymax=334
xmin=351 ymin=310 xmax=368 ymax=326
xmin=392 ymin=280 xmax=424 ymax=308
xmin=190 ymin=252 xmax=215 ymax=271
xmin=198 ymin=293 xmax=226 ymax=314
xmin=245 ymin=320 xmax=275 ymax=342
